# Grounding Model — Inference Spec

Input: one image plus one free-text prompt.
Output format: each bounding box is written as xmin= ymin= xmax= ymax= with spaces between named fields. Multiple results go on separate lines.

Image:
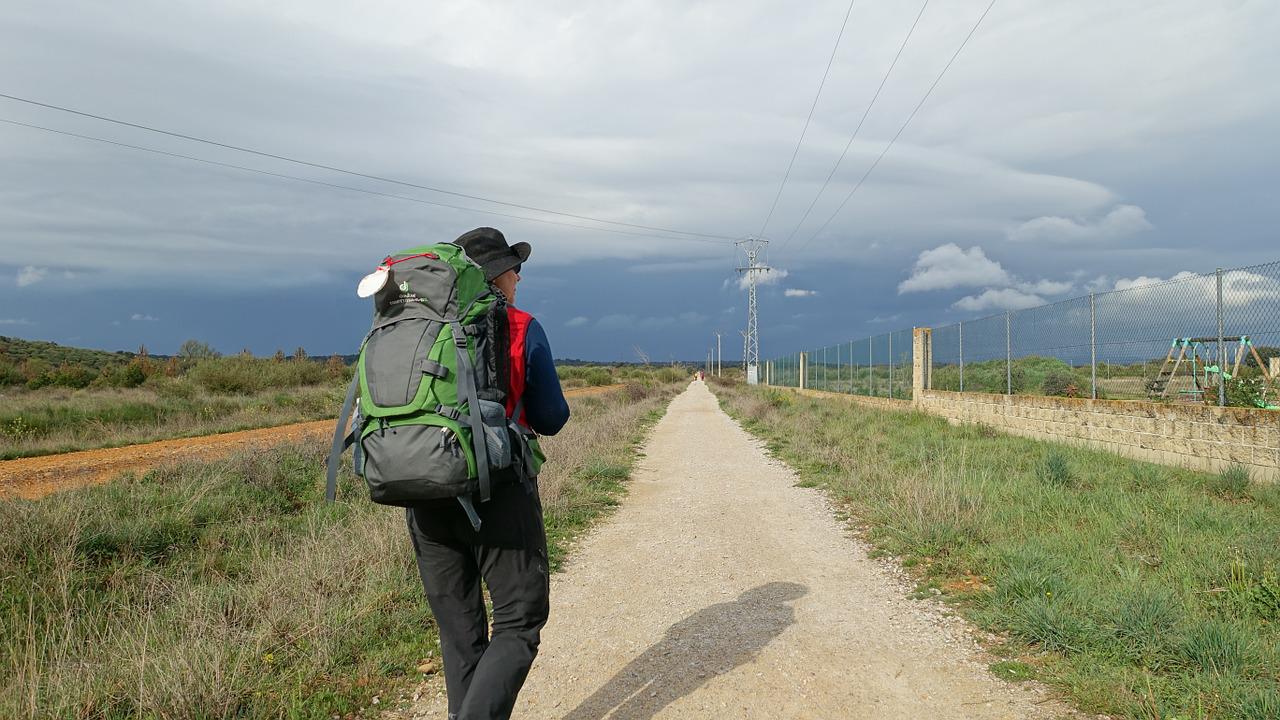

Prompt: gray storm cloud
xmin=1 ymin=0 xmax=1277 ymax=356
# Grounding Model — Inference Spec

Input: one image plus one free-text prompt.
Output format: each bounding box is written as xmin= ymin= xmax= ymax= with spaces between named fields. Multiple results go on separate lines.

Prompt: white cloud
xmin=869 ymin=313 xmax=901 ymax=324
xmin=131 ymin=313 xmax=159 ymax=322
xmin=1083 ymin=275 xmax=1115 ymax=293
xmin=1110 ymin=270 xmax=1280 ymax=308
xmin=784 ymin=288 xmax=817 ymax=298
xmin=952 ymin=288 xmax=1047 ymax=312
xmin=900 ymin=244 xmax=1075 ymax=314
xmin=1016 ymin=279 xmax=1075 ymax=295
xmin=16 ymin=266 xmax=47 ymax=287
xmin=565 ymin=315 xmax=589 ymax=327
xmin=737 ymin=267 xmax=787 ymax=291
xmin=1110 ymin=271 xmax=1200 ymax=292
xmin=0 ymin=318 xmax=34 ymax=326
xmin=1008 ymin=204 xmax=1153 ymax=244
xmin=898 ymin=244 xmax=1010 ymax=294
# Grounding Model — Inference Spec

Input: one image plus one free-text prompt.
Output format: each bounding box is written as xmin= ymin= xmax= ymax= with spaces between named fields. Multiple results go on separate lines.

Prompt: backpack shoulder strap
xmin=325 ymin=371 xmax=360 ymax=502
xmin=451 ymin=320 xmax=492 ymax=503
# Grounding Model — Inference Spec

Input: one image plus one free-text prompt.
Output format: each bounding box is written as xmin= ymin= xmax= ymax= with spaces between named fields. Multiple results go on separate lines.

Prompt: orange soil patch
xmin=941 ymin=574 xmax=991 ymax=595
xmin=0 ymin=384 xmax=623 ymax=501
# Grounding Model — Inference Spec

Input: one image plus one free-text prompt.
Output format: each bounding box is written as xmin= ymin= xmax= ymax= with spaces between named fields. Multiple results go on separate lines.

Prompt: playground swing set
xmin=1148 ymin=335 xmax=1279 ymax=409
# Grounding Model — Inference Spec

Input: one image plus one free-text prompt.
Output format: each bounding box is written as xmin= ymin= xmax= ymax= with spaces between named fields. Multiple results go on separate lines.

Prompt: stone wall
xmin=916 ymin=389 xmax=1279 ymax=481
xmin=770 ymin=328 xmax=1280 ymax=481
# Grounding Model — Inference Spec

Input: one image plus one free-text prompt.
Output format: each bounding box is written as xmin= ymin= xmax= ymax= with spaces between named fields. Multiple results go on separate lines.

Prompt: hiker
xmin=405 ymin=227 xmax=570 ymax=720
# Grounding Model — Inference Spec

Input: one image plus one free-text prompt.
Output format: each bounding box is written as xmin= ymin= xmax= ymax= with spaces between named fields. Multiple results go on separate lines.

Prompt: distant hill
xmin=0 ymin=336 xmax=138 ymax=370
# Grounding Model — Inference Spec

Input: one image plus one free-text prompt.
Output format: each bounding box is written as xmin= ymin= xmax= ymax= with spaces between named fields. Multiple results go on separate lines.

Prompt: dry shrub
xmin=537 ymin=386 xmax=675 ymax=516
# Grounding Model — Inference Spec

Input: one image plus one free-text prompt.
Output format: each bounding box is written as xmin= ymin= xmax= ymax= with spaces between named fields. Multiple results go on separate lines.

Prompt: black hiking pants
xmin=406 ymin=479 xmax=550 ymax=720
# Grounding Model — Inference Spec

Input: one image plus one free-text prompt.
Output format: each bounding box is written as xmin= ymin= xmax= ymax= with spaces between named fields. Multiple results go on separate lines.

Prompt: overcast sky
xmin=2 ymin=0 xmax=1277 ymax=361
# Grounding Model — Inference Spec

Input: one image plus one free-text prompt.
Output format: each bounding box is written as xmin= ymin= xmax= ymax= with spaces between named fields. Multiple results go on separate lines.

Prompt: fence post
xmin=959 ymin=320 xmax=965 ymax=392
xmin=1090 ymin=292 xmax=1097 ymax=400
xmin=799 ymin=352 xmax=807 ymax=389
xmin=913 ymin=327 xmax=931 ymax=404
xmin=1005 ymin=311 xmax=1012 ymax=395
xmin=1217 ymin=268 xmax=1226 ymax=407
xmin=868 ymin=336 xmax=873 ymax=396
xmin=888 ymin=333 xmax=894 ymax=399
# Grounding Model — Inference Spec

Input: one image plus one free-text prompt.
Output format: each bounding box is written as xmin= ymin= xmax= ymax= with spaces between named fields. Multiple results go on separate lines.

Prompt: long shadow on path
xmin=562 ymin=582 xmax=808 ymax=720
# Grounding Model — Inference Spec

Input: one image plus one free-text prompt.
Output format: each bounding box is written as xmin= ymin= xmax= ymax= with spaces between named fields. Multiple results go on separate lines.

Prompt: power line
xmin=778 ymin=0 xmax=931 ymax=249
xmin=0 ymin=117 xmax=730 ymax=245
xmin=0 ymin=91 xmax=738 ymax=242
xmin=756 ymin=0 xmax=858 ymax=238
xmin=794 ymin=0 xmax=998 ymax=255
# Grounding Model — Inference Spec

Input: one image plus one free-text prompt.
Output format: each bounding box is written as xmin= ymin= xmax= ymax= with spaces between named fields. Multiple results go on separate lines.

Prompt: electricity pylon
xmin=735 ymin=236 xmax=769 ymax=385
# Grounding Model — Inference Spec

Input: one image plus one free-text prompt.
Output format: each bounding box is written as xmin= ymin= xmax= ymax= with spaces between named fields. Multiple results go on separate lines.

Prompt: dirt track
xmin=0 ymin=384 xmax=623 ymax=500
xmin=402 ymin=381 xmax=1084 ymax=719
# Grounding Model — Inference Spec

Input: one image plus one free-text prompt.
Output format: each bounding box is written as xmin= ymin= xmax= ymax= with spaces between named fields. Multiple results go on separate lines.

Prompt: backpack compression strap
xmin=325 ymin=372 xmax=360 ymax=502
xmin=452 ymin=321 xmax=492 ymax=503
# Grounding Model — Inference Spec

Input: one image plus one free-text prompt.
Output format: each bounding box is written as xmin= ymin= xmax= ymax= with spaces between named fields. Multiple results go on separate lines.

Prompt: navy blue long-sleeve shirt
xmin=522 ymin=318 xmax=569 ymax=436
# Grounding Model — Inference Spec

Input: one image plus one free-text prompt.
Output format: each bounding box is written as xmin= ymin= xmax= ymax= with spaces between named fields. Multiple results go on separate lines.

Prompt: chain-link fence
xmin=767 ymin=260 xmax=1280 ymax=408
xmin=767 ymin=328 xmax=914 ymax=400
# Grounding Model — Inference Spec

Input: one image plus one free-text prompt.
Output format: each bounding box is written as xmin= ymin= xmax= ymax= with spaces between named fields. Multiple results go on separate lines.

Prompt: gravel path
xmin=404 ymin=381 xmax=1082 ymax=719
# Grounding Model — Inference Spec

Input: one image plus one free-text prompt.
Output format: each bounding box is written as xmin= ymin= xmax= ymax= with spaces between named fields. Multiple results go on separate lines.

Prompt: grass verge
xmin=0 ymin=384 xmax=345 ymax=460
xmin=1 ymin=381 xmax=682 ymax=719
xmin=714 ymin=383 xmax=1280 ymax=720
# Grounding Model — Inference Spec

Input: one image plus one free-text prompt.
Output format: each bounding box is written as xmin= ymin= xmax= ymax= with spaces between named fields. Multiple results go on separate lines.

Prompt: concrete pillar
xmin=799 ymin=352 xmax=807 ymax=390
xmin=913 ymin=328 xmax=931 ymax=404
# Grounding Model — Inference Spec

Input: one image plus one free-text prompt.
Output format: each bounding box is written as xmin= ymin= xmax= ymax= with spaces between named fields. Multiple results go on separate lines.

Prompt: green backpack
xmin=325 ymin=242 xmax=539 ymax=529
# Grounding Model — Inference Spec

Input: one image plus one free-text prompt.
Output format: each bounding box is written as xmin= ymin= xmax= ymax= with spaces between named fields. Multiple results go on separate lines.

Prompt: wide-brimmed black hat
xmin=453 ymin=227 xmax=531 ymax=282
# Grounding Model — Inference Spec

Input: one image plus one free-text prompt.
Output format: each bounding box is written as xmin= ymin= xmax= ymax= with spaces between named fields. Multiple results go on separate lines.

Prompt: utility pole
xmin=735 ymin=236 xmax=770 ymax=385
xmin=714 ymin=332 xmax=722 ymax=377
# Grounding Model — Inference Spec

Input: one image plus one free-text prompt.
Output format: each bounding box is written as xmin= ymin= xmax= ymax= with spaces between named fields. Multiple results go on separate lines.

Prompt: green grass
xmin=715 ymin=384 xmax=1280 ymax=719
xmin=557 ymin=364 xmax=690 ymax=389
xmin=1 ymin=380 xmax=683 ymax=719
xmin=0 ymin=383 xmax=346 ymax=459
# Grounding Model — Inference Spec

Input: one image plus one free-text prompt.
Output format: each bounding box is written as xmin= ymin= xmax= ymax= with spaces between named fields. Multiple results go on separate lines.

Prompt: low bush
xmin=1038 ymin=451 xmax=1076 ymax=487
xmin=583 ymin=368 xmax=614 ymax=386
xmin=653 ymin=367 xmax=685 ymax=384
xmin=1208 ymin=465 xmax=1251 ymax=499
xmin=47 ymin=363 xmax=96 ymax=389
xmin=189 ymin=356 xmax=326 ymax=394
xmin=93 ymin=362 xmax=148 ymax=388
xmin=1042 ymin=370 xmax=1081 ymax=398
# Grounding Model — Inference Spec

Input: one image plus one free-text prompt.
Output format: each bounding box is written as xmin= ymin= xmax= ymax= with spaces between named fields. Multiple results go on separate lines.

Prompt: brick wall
xmin=917 ymin=389 xmax=1279 ymax=482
